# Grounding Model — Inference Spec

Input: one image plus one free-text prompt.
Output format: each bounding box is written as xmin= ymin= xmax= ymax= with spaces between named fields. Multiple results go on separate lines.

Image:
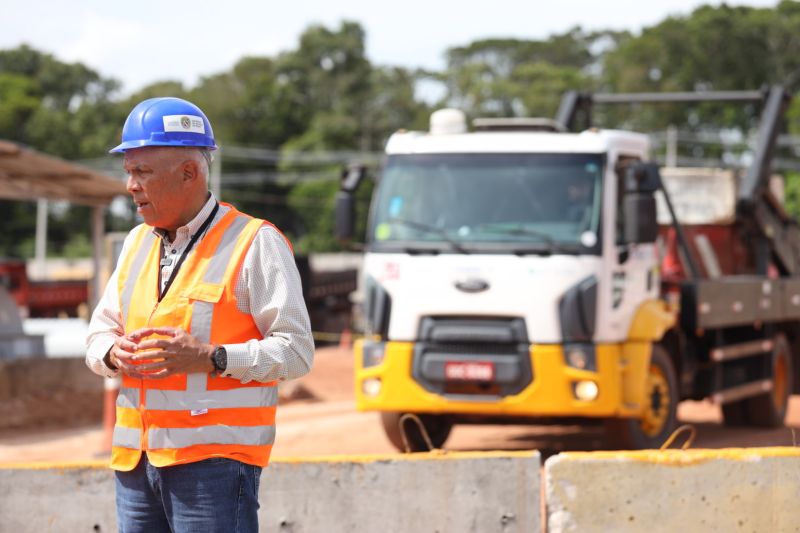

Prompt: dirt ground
xmin=1 ymin=346 xmax=799 ymax=463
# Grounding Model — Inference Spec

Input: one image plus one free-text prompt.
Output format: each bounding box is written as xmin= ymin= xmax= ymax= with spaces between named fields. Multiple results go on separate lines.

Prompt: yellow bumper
xmin=355 ymin=340 xmax=651 ymax=418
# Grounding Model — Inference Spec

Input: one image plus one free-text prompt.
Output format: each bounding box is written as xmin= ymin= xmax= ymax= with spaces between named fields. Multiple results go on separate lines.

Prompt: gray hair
xmin=199 ymin=148 xmax=214 ymax=169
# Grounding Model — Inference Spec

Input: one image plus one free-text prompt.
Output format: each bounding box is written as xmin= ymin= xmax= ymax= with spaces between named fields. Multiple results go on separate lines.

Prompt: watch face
xmin=215 ymin=347 xmax=227 ymax=370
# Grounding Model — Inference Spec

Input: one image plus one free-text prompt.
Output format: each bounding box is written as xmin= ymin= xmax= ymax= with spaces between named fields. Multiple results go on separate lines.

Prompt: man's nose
xmin=126 ymin=174 xmax=141 ymax=193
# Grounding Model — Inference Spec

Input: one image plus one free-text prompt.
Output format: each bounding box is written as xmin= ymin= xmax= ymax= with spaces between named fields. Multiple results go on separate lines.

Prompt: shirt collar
xmin=153 ymin=192 xmax=217 ymax=245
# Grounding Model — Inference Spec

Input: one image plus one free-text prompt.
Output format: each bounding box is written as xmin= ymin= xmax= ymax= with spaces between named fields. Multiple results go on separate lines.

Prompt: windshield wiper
xmin=472 ymin=223 xmax=578 ymax=255
xmin=387 ymin=217 xmax=470 ymax=254
xmin=472 ymin=223 xmax=557 ymax=245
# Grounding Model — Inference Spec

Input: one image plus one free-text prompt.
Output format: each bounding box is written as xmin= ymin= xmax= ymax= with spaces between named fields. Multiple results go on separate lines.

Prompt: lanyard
xmin=157 ymin=202 xmax=220 ymax=302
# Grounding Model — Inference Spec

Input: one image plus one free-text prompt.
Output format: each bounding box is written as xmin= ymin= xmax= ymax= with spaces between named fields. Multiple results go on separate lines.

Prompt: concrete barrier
xmin=545 ymin=447 xmax=800 ymax=533
xmin=0 ymin=450 xmax=541 ymax=532
xmin=0 ymin=461 xmax=115 ymax=532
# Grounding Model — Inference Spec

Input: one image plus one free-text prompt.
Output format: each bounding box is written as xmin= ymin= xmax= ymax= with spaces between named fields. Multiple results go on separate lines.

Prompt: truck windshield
xmin=369 ymin=153 xmax=604 ymax=254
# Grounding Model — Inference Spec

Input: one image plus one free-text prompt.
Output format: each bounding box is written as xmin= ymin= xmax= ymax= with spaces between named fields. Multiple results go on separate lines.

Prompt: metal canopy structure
xmin=0 ymin=139 xmax=127 ymax=309
xmin=0 ymin=140 xmax=126 ymax=205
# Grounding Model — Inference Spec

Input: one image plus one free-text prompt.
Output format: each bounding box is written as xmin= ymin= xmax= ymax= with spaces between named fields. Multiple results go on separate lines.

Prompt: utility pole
xmin=666 ymin=125 xmax=678 ymax=167
xmin=91 ymin=205 xmax=105 ymax=310
xmin=34 ymin=198 xmax=47 ymax=279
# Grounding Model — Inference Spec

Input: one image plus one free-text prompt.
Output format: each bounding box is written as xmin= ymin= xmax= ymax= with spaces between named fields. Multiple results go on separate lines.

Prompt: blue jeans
xmin=115 ymin=455 xmax=262 ymax=533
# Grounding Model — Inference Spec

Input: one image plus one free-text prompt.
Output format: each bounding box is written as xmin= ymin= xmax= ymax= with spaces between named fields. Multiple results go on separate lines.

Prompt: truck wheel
xmin=381 ymin=412 xmax=453 ymax=452
xmin=744 ymin=334 xmax=792 ymax=428
xmin=606 ymin=345 xmax=679 ymax=449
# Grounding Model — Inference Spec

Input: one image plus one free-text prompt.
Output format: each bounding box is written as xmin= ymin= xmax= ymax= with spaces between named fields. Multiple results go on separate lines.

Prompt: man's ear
xmin=182 ymin=160 xmax=199 ymax=184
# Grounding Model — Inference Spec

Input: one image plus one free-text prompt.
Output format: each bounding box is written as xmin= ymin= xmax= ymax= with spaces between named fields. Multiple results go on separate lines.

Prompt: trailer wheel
xmin=744 ymin=334 xmax=792 ymax=428
xmin=381 ymin=412 xmax=453 ymax=452
xmin=606 ymin=345 xmax=679 ymax=449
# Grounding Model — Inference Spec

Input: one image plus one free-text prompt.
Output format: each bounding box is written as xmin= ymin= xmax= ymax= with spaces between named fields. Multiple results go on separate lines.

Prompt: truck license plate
xmin=444 ymin=361 xmax=495 ymax=381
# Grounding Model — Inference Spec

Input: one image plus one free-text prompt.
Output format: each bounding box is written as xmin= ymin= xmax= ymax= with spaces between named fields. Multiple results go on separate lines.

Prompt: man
xmin=85 ymin=97 xmax=314 ymax=532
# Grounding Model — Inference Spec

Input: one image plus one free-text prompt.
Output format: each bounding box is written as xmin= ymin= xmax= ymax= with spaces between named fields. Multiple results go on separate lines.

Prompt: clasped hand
xmin=109 ymin=327 xmax=215 ymax=379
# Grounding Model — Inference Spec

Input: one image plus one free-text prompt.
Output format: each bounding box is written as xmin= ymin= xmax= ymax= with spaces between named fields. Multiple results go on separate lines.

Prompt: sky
xmin=3 ymin=0 xmax=780 ymax=96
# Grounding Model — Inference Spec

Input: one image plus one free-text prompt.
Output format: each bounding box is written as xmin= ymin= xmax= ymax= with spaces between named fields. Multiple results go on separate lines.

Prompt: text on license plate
xmin=444 ymin=361 xmax=495 ymax=381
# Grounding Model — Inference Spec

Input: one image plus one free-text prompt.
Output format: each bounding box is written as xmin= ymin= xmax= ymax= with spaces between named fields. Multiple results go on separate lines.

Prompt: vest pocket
xmin=185 ymin=283 xmax=224 ymax=344
xmin=185 ymin=283 xmax=225 ymax=303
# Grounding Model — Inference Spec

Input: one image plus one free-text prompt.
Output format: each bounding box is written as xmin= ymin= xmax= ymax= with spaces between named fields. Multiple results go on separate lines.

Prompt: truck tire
xmin=381 ymin=412 xmax=453 ymax=452
xmin=744 ymin=334 xmax=792 ymax=428
xmin=606 ymin=345 xmax=679 ymax=449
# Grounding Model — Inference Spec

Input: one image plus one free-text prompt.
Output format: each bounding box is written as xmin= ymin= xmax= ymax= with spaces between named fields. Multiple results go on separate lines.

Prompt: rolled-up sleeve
xmin=221 ymin=225 xmax=314 ymax=383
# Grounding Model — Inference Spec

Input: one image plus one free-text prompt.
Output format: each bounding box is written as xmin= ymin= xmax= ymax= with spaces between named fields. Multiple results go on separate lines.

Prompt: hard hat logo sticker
xmin=162 ymin=114 xmax=206 ymax=135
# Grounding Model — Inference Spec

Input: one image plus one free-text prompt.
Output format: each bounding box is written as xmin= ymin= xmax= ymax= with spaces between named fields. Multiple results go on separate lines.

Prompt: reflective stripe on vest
xmin=117 ymin=387 xmax=139 ymax=409
xmin=188 ymin=214 xmax=252 ymax=344
xmin=203 ymin=214 xmax=251 ymax=284
xmin=112 ymin=205 xmax=278 ymax=469
xmin=145 ymin=387 xmax=278 ymax=411
xmin=148 ymin=425 xmax=276 ymax=449
xmin=120 ymin=228 xmax=155 ymax=327
xmin=113 ymin=426 xmax=142 ymax=449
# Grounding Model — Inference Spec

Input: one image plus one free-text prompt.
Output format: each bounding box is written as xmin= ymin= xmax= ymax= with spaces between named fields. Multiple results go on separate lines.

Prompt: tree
xmin=277 ymin=21 xmax=373 ymax=151
xmin=287 ymin=175 xmax=374 ymax=254
xmin=439 ymin=29 xmax=605 ymax=118
xmin=0 ymin=45 xmax=120 ymax=159
xmin=0 ymin=73 xmax=39 ymax=135
xmin=363 ymin=66 xmax=431 ymax=147
xmin=0 ymin=46 xmax=123 ymax=258
xmin=8 ymin=5 xmax=800 ymax=255
xmin=601 ymin=1 xmax=800 ymax=132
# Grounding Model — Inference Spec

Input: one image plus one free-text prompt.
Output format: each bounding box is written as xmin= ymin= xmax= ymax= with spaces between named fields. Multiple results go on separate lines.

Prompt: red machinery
xmin=0 ymin=260 xmax=88 ymax=318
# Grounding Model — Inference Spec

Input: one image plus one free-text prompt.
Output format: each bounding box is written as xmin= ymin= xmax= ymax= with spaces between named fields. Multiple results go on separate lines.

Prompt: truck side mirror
xmin=624 ymin=193 xmax=658 ymax=243
xmin=335 ymin=165 xmax=368 ymax=243
xmin=335 ymin=191 xmax=356 ymax=242
xmin=624 ymin=161 xmax=661 ymax=193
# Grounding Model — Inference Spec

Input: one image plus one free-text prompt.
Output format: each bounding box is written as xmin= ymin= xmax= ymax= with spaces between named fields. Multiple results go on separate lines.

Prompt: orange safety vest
xmin=111 ymin=204 xmax=282 ymax=471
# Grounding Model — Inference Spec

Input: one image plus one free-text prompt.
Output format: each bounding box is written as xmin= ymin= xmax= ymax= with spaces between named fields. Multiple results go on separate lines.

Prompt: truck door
xmin=603 ymin=156 xmax=660 ymax=340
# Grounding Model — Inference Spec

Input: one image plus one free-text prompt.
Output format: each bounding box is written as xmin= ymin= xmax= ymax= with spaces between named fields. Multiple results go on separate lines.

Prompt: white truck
xmin=336 ymin=87 xmax=800 ymax=450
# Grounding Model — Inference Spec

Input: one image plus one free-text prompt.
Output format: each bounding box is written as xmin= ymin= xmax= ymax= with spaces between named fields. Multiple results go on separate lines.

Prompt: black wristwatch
xmin=212 ymin=345 xmax=227 ymax=374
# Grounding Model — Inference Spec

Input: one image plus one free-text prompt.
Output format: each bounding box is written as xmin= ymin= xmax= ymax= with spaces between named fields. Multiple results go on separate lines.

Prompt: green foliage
xmin=61 ymin=233 xmax=92 ymax=259
xmin=287 ymin=178 xmax=340 ymax=254
xmin=783 ymin=172 xmax=800 ymax=220
xmin=0 ymin=45 xmax=120 ymax=159
xmin=512 ymin=62 xmax=590 ymax=118
xmin=440 ymin=29 xmax=601 ymax=117
xmin=0 ymin=73 xmax=39 ymax=133
xmin=5 ymin=7 xmax=800 ymax=256
xmin=368 ymin=66 xmax=431 ymax=139
xmin=0 ymin=201 xmax=37 ymax=258
xmin=601 ymin=1 xmax=800 ymax=132
xmin=285 ymin=112 xmax=359 ymax=152
xmin=287 ymin=176 xmax=374 ymax=254
xmin=194 ymin=57 xmax=309 ymax=148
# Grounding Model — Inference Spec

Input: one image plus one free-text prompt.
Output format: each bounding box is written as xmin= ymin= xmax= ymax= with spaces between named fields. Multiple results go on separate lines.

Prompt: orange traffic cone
xmin=339 ymin=327 xmax=352 ymax=349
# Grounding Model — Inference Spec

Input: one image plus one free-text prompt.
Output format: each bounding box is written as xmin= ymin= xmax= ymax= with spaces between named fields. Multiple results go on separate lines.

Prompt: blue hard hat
xmin=110 ymin=97 xmax=217 ymax=153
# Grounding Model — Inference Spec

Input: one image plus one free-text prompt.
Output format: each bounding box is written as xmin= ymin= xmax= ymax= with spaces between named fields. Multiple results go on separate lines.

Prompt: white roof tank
xmin=429 ymin=108 xmax=467 ymax=135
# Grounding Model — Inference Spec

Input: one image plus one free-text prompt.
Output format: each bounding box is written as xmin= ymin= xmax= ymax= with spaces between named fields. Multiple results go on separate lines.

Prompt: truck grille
xmin=412 ymin=317 xmax=532 ymax=398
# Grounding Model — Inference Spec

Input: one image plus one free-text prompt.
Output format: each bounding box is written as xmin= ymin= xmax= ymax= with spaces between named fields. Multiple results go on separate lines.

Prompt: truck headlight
xmin=574 ymin=380 xmax=599 ymax=401
xmin=564 ymin=343 xmax=596 ymax=371
xmin=362 ymin=341 xmax=386 ymax=368
xmin=362 ymin=378 xmax=382 ymax=397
